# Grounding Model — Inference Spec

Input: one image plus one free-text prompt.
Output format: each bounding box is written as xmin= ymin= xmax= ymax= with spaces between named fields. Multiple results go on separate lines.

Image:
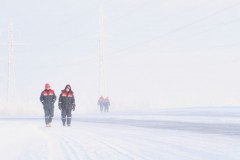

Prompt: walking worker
xmin=104 ymin=97 xmax=110 ymax=112
xmin=98 ymin=96 xmax=104 ymax=112
xmin=40 ymin=83 xmax=56 ymax=127
xmin=58 ymin=84 xmax=75 ymax=126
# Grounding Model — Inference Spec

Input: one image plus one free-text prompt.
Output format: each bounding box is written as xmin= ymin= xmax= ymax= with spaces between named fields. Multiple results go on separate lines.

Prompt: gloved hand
xmin=72 ymin=104 xmax=75 ymax=111
xmin=58 ymin=103 xmax=62 ymax=110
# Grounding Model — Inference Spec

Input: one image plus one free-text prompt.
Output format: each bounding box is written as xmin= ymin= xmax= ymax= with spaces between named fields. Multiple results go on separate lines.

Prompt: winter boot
xmin=49 ymin=117 xmax=52 ymax=123
xmin=62 ymin=118 xmax=66 ymax=126
xmin=67 ymin=117 xmax=71 ymax=126
xmin=45 ymin=116 xmax=49 ymax=125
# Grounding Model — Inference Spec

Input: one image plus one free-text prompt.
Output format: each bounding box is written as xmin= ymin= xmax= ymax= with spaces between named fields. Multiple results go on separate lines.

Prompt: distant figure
xmin=104 ymin=97 xmax=110 ymax=112
xmin=58 ymin=85 xmax=75 ymax=127
xmin=40 ymin=83 xmax=56 ymax=127
xmin=98 ymin=96 xmax=104 ymax=112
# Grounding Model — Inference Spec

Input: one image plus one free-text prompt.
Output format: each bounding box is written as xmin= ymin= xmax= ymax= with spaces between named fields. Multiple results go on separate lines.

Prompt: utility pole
xmin=0 ymin=21 xmax=25 ymax=104
xmin=99 ymin=0 xmax=106 ymax=97
xmin=7 ymin=22 xmax=16 ymax=103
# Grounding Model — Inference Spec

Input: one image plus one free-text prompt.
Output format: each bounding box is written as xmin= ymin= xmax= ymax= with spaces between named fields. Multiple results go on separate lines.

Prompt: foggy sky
xmin=0 ymin=0 xmax=240 ymax=113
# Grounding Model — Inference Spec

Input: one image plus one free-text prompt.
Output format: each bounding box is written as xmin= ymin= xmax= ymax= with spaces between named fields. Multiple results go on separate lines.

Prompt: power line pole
xmin=99 ymin=0 xmax=106 ymax=97
xmin=0 ymin=21 xmax=25 ymax=104
xmin=7 ymin=22 xmax=16 ymax=104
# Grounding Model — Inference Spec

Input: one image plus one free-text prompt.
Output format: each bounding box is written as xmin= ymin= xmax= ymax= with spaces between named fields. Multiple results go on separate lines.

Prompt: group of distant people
xmin=40 ymin=83 xmax=111 ymax=127
xmin=97 ymin=96 xmax=110 ymax=112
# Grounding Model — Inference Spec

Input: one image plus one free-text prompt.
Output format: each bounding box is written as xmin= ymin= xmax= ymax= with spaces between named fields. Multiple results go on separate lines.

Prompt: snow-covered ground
xmin=0 ymin=107 xmax=240 ymax=160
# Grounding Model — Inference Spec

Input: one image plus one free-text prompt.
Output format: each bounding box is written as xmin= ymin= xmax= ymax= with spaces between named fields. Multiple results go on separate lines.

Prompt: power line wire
xmin=38 ymin=0 xmax=157 ymax=52
xmin=105 ymin=1 xmax=240 ymax=57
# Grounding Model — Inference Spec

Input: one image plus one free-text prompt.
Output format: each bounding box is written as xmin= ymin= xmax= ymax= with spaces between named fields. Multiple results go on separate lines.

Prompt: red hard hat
xmin=45 ymin=83 xmax=50 ymax=89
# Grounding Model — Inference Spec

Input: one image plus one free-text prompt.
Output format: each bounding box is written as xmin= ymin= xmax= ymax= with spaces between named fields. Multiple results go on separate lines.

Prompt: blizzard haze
xmin=0 ymin=0 xmax=240 ymax=114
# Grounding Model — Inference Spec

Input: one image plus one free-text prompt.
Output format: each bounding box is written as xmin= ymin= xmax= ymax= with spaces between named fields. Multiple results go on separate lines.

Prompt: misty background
xmin=0 ymin=0 xmax=240 ymax=114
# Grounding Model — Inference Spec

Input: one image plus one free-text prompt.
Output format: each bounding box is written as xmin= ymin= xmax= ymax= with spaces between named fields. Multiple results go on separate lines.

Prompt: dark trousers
xmin=44 ymin=107 xmax=54 ymax=124
xmin=100 ymin=105 xmax=104 ymax=112
xmin=61 ymin=108 xmax=72 ymax=125
xmin=104 ymin=105 xmax=109 ymax=112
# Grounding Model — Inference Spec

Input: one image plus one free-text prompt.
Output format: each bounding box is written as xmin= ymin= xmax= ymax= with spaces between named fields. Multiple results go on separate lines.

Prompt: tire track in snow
xmin=57 ymin=128 xmax=133 ymax=160
xmin=35 ymin=119 xmax=240 ymax=160
xmin=60 ymin=137 xmax=88 ymax=160
xmin=65 ymin=125 xmax=147 ymax=160
xmin=68 ymin=135 xmax=138 ymax=160
xmin=30 ymin=125 xmax=65 ymax=160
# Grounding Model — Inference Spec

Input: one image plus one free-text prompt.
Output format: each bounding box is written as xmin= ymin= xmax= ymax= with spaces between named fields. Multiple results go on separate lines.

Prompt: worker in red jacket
xmin=98 ymin=96 xmax=104 ymax=112
xmin=40 ymin=83 xmax=56 ymax=127
xmin=58 ymin=85 xmax=75 ymax=127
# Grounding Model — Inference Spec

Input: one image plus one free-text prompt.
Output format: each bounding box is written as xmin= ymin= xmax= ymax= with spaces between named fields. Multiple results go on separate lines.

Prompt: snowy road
xmin=1 ymin=109 xmax=240 ymax=160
